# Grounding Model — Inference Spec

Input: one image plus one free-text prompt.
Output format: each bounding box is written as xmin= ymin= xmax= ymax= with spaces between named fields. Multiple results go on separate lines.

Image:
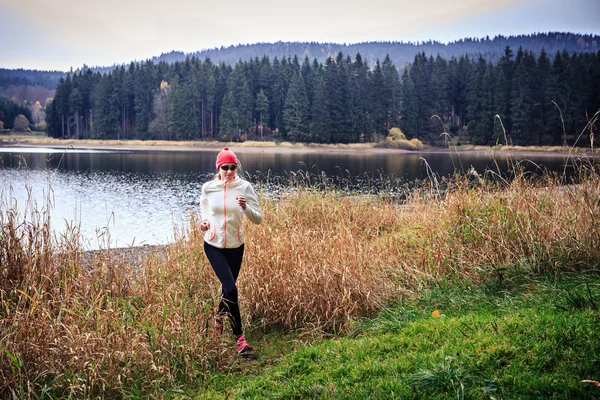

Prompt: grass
xmin=3 ymin=132 xmax=597 ymax=155
xmin=1 ymin=162 xmax=600 ymax=398
xmin=0 ymin=133 xmax=373 ymax=151
xmin=196 ymin=273 xmax=600 ymax=399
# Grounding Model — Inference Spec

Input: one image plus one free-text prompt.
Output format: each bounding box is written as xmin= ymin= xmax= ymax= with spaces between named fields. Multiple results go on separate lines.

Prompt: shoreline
xmin=1 ymin=135 xmax=599 ymax=158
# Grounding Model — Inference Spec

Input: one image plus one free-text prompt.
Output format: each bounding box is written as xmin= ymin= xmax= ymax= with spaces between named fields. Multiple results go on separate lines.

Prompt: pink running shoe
xmin=236 ymin=335 xmax=252 ymax=355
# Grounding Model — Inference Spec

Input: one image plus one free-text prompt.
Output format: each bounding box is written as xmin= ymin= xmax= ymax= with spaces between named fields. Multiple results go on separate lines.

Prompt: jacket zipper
xmin=223 ymin=182 xmax=227 ymax=248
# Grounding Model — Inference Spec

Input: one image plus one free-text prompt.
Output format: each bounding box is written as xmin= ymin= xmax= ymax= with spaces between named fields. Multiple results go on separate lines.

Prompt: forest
xmin=152 ymin=32 xmax=599 ymax=73
xmin=43 ymin=45 xmax=600 ymax=146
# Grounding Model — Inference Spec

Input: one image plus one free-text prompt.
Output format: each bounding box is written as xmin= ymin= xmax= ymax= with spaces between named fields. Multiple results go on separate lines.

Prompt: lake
xmin=0 ymin=146 xmax=574 ymax=249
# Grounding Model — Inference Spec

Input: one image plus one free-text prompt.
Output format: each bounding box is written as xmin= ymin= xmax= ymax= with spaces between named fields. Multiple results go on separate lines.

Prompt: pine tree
xmin=149 ymin=80 xmax=170 ymax=139
xmin=533 ymin=48 xmax=551 ymax=145
xmin=467 ymin=57 xmax=495 ymax=144
xmin=351 ymin=53 xmax=370 ymax=141
xmin=447 ymin=55 xmax=471 ymax=134
xmin=301 ymin=56 xmax=315 ymax=118
xmin=93 ymin=74 xmax=120 ymax=138
xmin=283 ymin=73 xmax=309 ymax=142
xmin=399 ymin=67 xmax=418 ymax=139
xmin=134 ymin=61 xmax=158 ymax=138
xmin=332 ymin=52 xmax=353 ymax=143
xmin=430 ymin=55 xmax=451 ymax=140
xmin=219 ymin=90 xmax=236 ymax=140
xmin=68 ymin=81 xmax=82 ymax=139
xmin=510 ymin=48 xmax=533 ymax=144
xmin=494 ymin=46 xmax=515 ymax=136
xmin=217 ymin=64 xmax=253 ymax=140
xmin=370 ymin=60 xmax=386 ymax=135
xmin=54 ymin=75 xmax=71 ymax=137
xmin=311 ymin=66 xmax=331 ymax=143
xmin=546 ymin=51 xmax=570 ymax=145
xmin=45 ymin=99 xmax=61 ymax=138
xmin=255 ymin=89 xmax=269 ymax=141
xmin=381 ymin=55 xmax=401 ymax=134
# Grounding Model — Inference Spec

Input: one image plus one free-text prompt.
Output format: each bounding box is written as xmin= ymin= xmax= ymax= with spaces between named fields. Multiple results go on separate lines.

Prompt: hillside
xmin=156 ymin=32 xmax=599 ymax=69
xmin=0 ymin=32 xmax=598 ymax=91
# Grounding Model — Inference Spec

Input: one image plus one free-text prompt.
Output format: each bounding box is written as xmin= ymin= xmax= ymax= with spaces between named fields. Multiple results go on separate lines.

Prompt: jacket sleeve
xmin=200 ymin=183 xmax=209 ymax=222
xmin=243 ymin=183 xmax=262 ymax=225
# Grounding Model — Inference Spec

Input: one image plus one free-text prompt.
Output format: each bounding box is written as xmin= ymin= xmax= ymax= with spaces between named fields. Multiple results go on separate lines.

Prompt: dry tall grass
xmin=0 ymin=192 xmax=229 ymax=397
xmin=1 ymin=165 xmax=600 ymax=397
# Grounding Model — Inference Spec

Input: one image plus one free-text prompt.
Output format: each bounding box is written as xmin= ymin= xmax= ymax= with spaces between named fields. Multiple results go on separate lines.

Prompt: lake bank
xmin=2 ymin=172 xmax=599 ymax=398
xmin=1 ymin=133 xmax=598 ymax=158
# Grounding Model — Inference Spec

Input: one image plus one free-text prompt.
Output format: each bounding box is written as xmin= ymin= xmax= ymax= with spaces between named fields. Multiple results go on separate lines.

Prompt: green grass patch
xmin=193 ymin=274 xmax=600 ymax=399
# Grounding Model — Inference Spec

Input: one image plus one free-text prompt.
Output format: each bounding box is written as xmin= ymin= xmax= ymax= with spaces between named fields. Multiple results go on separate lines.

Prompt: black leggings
xmin=204 ymin=241 xmax=245 ymax=336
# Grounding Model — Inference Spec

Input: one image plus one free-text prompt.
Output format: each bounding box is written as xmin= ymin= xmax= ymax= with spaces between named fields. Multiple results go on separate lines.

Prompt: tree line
xmin=152 ymin=32 xmax=599 ymax=74
xmin=45 ymin=46 xmax=600 ymax=146
xmin=0 ymin=96 xmax=33 ymax=130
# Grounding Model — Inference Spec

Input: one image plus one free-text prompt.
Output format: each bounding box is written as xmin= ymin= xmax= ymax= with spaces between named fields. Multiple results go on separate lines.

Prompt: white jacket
xmin=200 ymin=177 xmax=262 ymax=248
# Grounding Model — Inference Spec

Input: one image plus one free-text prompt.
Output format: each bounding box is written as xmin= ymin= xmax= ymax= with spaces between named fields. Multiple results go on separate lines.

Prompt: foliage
xmin=376 ymin=127 xmax=424 ymax=149
xmin=34 ymin=121 xmax=47 ymax=131
xmin=12 ymin=114 xmax=30 ymax=131
xmin=149 ymin=32 xmax=600 ymax=74
xmin=2 ymin=166 xmax=600 ymax=397
xmin=0 ymin=96 xmax=33 ymax=130
xmin=48 ymin=45 xmax=600 ymax=146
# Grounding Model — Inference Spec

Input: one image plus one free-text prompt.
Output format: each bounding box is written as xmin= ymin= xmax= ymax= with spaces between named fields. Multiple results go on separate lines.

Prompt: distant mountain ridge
xmin=1 ymin=32 xmax=598 ymax=89
xmin=153 ymin=32 xmax=599 ymax=69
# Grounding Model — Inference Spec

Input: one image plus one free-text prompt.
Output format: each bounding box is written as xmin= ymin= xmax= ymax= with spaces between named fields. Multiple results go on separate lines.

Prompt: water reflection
xmin=0 ymin=147 xmax=574 ymax=249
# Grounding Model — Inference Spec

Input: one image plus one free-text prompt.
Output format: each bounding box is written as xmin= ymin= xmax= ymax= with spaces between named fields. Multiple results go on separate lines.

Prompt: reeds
xmin=1 ymin=163 xmax=599 ymax=397
xmin=0 ymin=187 xmax=229 ymax=398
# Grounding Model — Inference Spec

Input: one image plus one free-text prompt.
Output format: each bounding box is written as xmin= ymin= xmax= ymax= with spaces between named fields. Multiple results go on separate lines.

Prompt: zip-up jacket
xmin=200 ymin=177 xmax=262 ymax=248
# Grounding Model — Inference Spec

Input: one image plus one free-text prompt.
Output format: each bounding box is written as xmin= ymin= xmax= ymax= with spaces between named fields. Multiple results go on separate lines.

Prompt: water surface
xmin=0 ymin=147 xmax=573 ymax=249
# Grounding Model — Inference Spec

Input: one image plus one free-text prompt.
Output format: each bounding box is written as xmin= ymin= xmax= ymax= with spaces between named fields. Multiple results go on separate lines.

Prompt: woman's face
xmin=219 ymin=163 xmax=238 ymax=182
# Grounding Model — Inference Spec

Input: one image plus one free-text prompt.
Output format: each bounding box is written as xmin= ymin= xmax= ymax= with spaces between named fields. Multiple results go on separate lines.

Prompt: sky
xmin=0 ymin=0 xmax=599 ymax=71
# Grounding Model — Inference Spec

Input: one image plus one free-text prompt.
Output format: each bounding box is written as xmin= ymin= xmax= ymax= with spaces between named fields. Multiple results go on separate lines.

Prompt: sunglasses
xmin=220 ymin=165 xmax=238 ymax=171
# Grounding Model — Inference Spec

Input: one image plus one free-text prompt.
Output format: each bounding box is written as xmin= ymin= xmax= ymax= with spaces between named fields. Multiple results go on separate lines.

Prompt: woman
xmin=200 ymin=147 xmax=262 ymax=355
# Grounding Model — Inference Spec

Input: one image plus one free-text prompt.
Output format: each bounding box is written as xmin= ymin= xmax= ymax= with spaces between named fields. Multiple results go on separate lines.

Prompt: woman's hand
xmin=236 ymin=196 xmax=247 ymax=210
xmin=200 ymin=220 xmax=210 ymax=232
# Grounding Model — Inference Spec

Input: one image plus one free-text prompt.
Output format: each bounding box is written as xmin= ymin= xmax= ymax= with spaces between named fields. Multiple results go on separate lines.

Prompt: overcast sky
xmin=1 ymin=0 xmax=599 ymax=71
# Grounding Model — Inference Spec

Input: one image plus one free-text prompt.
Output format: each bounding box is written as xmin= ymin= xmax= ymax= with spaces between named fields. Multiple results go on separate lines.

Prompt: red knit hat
xmin=215 ymin=147 xmax=238 ymax=169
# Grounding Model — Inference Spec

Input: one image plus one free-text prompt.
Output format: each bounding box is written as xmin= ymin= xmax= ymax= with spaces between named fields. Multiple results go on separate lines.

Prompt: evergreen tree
xmin=68 ymin=81 xmax=82 ymax=139
xmin=167 ymin=77 xmax=188 ymax=140
xmin=399 ymin=67 xmax=419 ymax=139
xmin=255 ymin=89 xmax=269 ymax=141
xmin=494 ymin=46 xmax=515 ymax=136
xmin=370 ymin=60 xmax=386 ymax=135
xmin=510 ymin=48 xmax=534 ymax=144
xmin=0 ymin=96 xmax=33 ymax=130
xmin=430 ymin=55 xmax=451 ymax=140
xmin=134 ymin=61 xmax=158 ymax=138
xmin=546 ymin=51 xmax=570 ymax=145
xmin=219 ymin=90 xmax=236 ymax=140
xmin=54 ymin=75 xmax=71 ymax=137
xmin=467 ymin=57 xmax=495 ymax=144
xmin=149 ymin=80 xmax=170 ymax=139
xmin=283 ymin=72 xmax=309 ymax=142
xmin=311 ymin=66 xmax=331 ymax=143
xmin=351 ymin=53 xmax=370 ymax=141
xmin=271 ymin=57 xmax=287 ymax=135
xmin=381 ymin=55 xmax=401 ymax=134
xmin=332 ymin=52 xmax=353 ymax=143
xmin=532 ymin=48 xmax=551 ymax=145
xmin=93 ymin=74 xmax=120 ymax=138
xmin=218 ymin=63 xmax=253 ymax=140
